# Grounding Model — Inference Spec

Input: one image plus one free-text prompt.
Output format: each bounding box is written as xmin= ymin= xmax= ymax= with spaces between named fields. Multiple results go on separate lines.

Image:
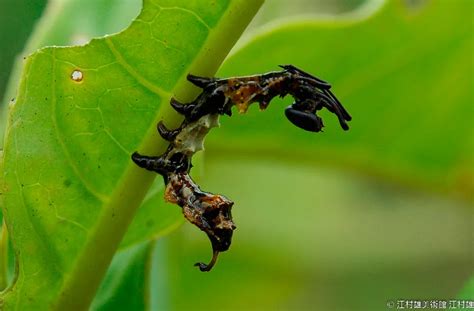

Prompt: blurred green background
xmin=0 ymin=0 xmax=472 ymax=310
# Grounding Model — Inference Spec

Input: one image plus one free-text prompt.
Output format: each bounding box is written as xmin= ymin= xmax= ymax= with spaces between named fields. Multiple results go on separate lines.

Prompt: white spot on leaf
xmin=71 ymin=70 xmax=83 ymax=82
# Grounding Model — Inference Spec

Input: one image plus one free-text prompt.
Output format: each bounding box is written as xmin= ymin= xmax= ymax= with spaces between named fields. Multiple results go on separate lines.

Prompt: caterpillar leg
xmin=157 ymin=121 xmax=180 ymax=141
xmin=187 ymin=73 xmax=215 ymax=89
xmin=170 ymin=97 xmax=195 ymax=117
xmin=131 ymin=152 xmax=168 ymax=175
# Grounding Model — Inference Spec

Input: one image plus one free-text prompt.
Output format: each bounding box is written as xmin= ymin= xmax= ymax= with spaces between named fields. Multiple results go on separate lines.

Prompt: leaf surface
xmin=0 ymin=0 xmax=263 ymax=309
xmin=0 ymin=0 xmax=141 ymax=142
xmin=91 ymin=240 xmax=155 ymax=311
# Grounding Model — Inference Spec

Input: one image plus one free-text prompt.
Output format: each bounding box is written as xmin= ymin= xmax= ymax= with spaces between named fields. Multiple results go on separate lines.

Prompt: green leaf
xmin=246 ymin=0 xmax=366 ymax=31
xmin=0 ymin=0 xmax=263 ymax=309
xmin=214 ymin=0 xmax=473 ymax=199
xmin=0 ymin=0 xmax=181 ymax=252
xmin=0 ymin=0 xmax=142 ymax=142
xmin=91 ymin=238 xmax=174 ymax=311
xmin=90 ymin=240 xmax=154 ymax=311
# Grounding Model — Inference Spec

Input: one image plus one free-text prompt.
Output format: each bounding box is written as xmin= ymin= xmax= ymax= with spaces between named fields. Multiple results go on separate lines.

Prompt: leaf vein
xmin=105 ymin=37 xmax=172 ymax=99
xmin=160 ymin=6 xmax=211 ymax=30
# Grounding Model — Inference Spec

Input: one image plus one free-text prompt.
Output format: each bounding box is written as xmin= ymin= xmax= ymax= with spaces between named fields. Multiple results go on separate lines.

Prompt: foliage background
xmin=0 ymin=0 xmax=472 ymax=310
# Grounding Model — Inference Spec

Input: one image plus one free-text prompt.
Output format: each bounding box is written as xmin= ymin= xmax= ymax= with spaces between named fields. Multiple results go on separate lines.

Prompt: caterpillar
xmin=132 ymin=65 xmax=351 ymax=271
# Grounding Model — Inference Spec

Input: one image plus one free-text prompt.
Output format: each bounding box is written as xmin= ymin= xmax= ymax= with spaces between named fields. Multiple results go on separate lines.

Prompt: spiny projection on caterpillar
xmin=132 ymin=65 xmax=351 ymax=271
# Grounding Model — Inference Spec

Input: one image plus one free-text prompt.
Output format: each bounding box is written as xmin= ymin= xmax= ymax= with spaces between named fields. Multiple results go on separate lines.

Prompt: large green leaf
xmin=0 ymin=0 xmax=182 ymax=254
xmin=213 ymin=0 xmax=473 ymax=199
xmin=0 ymin=0 xmax=263 ymax=309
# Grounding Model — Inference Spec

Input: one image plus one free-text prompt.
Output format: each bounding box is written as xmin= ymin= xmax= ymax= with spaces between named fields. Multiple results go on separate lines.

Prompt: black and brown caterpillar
xmin=132 ymin=65 xmax=351 ymax=271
